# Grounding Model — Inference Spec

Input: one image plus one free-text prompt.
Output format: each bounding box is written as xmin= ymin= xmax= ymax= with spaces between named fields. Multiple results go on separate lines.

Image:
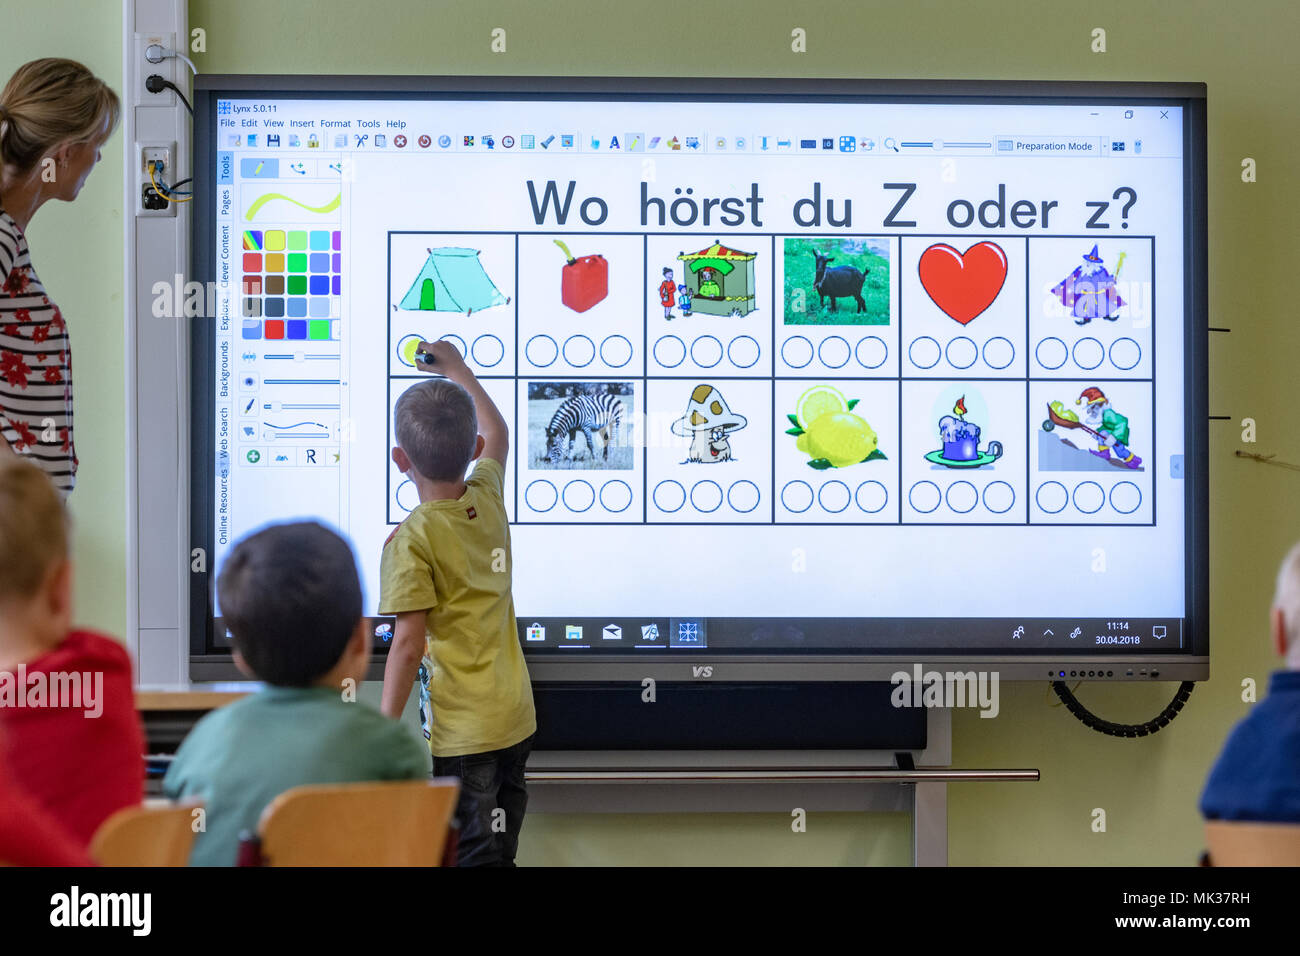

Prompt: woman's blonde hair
xmin=0 ymin=58 xmax=119 ymax=173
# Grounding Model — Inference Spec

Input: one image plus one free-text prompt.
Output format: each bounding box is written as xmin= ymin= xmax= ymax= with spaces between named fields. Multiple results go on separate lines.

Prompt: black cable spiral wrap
xmin=1051 ymin=680 xmax=1196 ymax=737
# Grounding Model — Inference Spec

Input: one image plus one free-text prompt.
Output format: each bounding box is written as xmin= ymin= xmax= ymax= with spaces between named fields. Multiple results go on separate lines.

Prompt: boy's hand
xmin=415 ymin=339 xmax=471 ymax=380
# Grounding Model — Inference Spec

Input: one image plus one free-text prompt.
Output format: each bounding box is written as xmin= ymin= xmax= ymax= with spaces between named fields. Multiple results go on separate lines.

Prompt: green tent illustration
xmin=397 ymin=247 xmax=510 ymax=315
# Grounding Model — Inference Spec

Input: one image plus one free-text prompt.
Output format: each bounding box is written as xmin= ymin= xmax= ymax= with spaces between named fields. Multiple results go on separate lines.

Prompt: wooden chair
xmin=91 ymin=799 xmax=204 ymax=866
xmin=256 ymin=779 xmax=460 ymax=866
xmin=1204 ymin=820 xmax=1300 ymax=866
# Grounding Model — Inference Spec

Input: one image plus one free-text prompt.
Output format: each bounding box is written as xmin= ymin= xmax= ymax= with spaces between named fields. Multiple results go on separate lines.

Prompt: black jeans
xmin=433 ymin=733 xmax=534 ymax=867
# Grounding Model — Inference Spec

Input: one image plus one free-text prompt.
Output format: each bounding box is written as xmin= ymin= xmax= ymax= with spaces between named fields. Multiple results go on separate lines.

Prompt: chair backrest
xmin=257 ymin=779 xmax=460 ymax=866
xmin=91 ymin=800 xmax=204 ymax=867
xmin=1204 ymin=820 xmax=1300 ymax=866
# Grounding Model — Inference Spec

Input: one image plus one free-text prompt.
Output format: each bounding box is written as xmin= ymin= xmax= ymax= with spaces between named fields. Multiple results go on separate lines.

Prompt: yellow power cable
xmin=148 ymin=162 xmax=192 ymax=205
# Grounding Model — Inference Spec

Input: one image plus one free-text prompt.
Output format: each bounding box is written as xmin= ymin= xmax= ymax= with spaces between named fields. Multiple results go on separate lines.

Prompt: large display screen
xmin=191 ymin=78 xmax=1207 ymax=679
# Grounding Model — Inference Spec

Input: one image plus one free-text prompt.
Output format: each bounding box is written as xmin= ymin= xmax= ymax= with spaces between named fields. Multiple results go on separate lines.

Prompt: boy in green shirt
xmin=379 ymin=339 xmax=536 ymax=867
xmin=163 ymin=522 xmax=430 ymax=866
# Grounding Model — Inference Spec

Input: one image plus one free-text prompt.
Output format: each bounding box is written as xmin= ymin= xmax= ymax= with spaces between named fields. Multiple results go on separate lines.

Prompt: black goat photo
xmin=813 ymin=253 xmax=868 ymax=312
xmin=783 ymin=237 xmax=891 ymax=326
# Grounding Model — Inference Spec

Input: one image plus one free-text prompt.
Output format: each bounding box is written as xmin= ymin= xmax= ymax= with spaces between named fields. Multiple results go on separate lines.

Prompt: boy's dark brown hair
xmin=394 ymin=378 xmax=478 ymax=481
xmin=217 ymin=522 xmax=362 ymax=686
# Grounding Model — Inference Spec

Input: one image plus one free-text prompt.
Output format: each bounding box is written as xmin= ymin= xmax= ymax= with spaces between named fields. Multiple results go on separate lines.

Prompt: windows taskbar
xmin=208 ymin=616 xmax=1185 ymax=654
xmin=505 ymin=617 xmax=1185 ymax=652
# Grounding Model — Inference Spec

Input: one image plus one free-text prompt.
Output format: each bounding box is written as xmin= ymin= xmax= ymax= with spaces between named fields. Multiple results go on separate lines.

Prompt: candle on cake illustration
xmin=924 ymin=395 xmax=1004 ymax=468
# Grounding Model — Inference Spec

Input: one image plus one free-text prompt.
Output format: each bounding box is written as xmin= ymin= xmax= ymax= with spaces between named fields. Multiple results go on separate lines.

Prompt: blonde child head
xmin=0 ymin=458 xmax=72 ymax=655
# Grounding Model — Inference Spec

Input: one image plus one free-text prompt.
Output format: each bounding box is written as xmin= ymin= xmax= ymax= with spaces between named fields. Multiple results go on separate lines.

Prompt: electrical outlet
xmin=134 ymin=32 xmax=177 ymax=105
xmin=136 ymin=141 xmax=178 ymax=217
xmin=142 ymin=184 xmax=169 ymax=212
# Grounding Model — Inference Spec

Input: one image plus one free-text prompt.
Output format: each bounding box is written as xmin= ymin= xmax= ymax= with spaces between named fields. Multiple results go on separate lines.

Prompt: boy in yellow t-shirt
xmin=379 ymin=339 xmax=536 ymax=867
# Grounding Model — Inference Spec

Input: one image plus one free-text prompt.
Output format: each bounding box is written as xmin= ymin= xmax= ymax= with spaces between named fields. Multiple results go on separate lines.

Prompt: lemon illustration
xmin=803 ymin=412 xmax=878 ymax=467
xmin=796 ymin=385 xmax=847 ymax=429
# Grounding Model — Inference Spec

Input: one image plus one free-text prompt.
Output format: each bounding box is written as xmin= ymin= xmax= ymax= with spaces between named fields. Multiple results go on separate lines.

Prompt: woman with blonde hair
xmin=0 ymin=58 xmax=119 ymax=494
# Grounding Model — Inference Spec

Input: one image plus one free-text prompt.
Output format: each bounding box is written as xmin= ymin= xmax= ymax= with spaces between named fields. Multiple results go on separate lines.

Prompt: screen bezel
xmin=188 ymin=75 xmax=1208 ymax=682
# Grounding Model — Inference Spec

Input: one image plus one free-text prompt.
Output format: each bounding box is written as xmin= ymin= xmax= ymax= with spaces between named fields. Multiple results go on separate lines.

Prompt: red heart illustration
xmin=918 ymin=242 xmax=1008 ymax=325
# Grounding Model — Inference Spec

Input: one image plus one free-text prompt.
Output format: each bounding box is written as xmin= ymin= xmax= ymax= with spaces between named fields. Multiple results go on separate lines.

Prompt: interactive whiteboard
xmin=191 ymin=78 xmax=1208 ymax=680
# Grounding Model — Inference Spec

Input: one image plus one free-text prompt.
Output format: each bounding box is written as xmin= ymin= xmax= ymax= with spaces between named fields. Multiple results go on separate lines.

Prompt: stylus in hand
xmin=414 ymin=339 xmax=466 ymax=375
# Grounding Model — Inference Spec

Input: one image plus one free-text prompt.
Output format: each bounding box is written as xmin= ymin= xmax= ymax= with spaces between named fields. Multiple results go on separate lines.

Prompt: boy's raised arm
xmin=414 ymin=339 xmax=509 ymax=468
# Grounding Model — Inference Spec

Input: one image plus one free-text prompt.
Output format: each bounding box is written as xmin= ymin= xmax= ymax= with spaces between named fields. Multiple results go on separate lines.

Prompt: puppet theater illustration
xmin=676 ymin=241 xmax=758 ymax=316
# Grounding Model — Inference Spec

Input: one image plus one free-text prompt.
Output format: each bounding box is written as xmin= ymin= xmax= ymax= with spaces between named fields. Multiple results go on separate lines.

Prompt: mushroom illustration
xmin=671 ymin=384 xmax=748 ymax=463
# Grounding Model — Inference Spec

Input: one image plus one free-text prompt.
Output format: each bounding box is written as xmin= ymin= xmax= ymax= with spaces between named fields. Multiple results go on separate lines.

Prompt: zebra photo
xmin=528 ymin=382 xmax=635 ymax=471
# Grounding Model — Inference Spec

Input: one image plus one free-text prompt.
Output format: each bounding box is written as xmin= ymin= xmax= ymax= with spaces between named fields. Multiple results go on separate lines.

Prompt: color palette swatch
xmin=241 ymin=229 xmax=342 ymax=340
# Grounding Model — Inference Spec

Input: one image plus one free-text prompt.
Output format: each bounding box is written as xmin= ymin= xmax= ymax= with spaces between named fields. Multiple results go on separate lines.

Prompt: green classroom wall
xmin=5 ymin=0 xmax=1296 ymax=865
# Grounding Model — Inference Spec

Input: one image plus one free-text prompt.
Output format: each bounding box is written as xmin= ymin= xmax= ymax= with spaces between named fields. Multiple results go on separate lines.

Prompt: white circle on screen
xmin=525 ymin=334 xmax=558 ymax=367
xmin=1035 ymin=481 xmax=1068 ymax=514
xmin=599 ymin=480 xmax=633 ymax=512
xmin=855 ymin=481 xmax=888 ymax=513
xmin=653 ymin=335 xmax=687 ymax=368
xmin=781 ymin=480 xmax=814 ymax=513
xmin=945 ymin=336 xmax=978 ymax=370
xmin=818 ymin=480 xmax=851 ymax=513
xmin=599 ymin=335 xmax=634 ymax=368
xmin=855 ymin=336 xmax=888 ymax=370
xmin=1035 ymin=337 xmax=1068 ymax=370
xmin=945 ymin=480 xmax=978 ymax=513
xmin=781 ymin=336 xmax=814 ymax=369
xmin=1110 ymin=481 xmax=1142 ymax=514
xmin=1072 ymin=481 xmax=1105 ymax=514
xmin=908 ymin=481 xmax=941 ymax=514
xmin=818 ymin=336 xmax=851 ymax=369
xmin=727 ymin=335 xmax=761 ymax=369
xmin=908 ymin=336 xmax=941 ymax=370
xmin=1072 ymin=337 xmax=1104 ymax=370
xmin=438 ymin=333 xmax=466 ymax=356
xmin=982 ymin=481 xmax=1015 ymax=514
xmin=1109 ymin=337 xmax=1141 ymax=371
xmin=562 ymin=335 xmax=596 ymax=368
xmin=524 ymin=479 xmax=558 ymax=512
xmin=690 ymin=335 xmax=724 ymax=368
xmin=690 ymin=480 xmax=723 ymax=513
xmin=982 ymin=336 xmax=1015 ymax=370
xmin=562 ymin=479 xmax=596 ymax=512
xmin=471 ymin=334 xmax=505 ymax=368
xmin=652 ymin=479 xmax=686 ymax=513
xmin=727 ymin=480 xmax=761 ymax=513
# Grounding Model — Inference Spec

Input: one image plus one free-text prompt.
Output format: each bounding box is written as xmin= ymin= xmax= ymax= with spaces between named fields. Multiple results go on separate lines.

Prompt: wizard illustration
xmin=671 ymin=384 xmax=747 ymax=462
xmin=1050 ymin=245 xmax=1126 ymax=324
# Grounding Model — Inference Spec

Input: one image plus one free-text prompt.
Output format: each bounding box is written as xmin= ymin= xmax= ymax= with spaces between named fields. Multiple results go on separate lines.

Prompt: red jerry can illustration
xmin=555 ymin=240 xmax=608 ymax=313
